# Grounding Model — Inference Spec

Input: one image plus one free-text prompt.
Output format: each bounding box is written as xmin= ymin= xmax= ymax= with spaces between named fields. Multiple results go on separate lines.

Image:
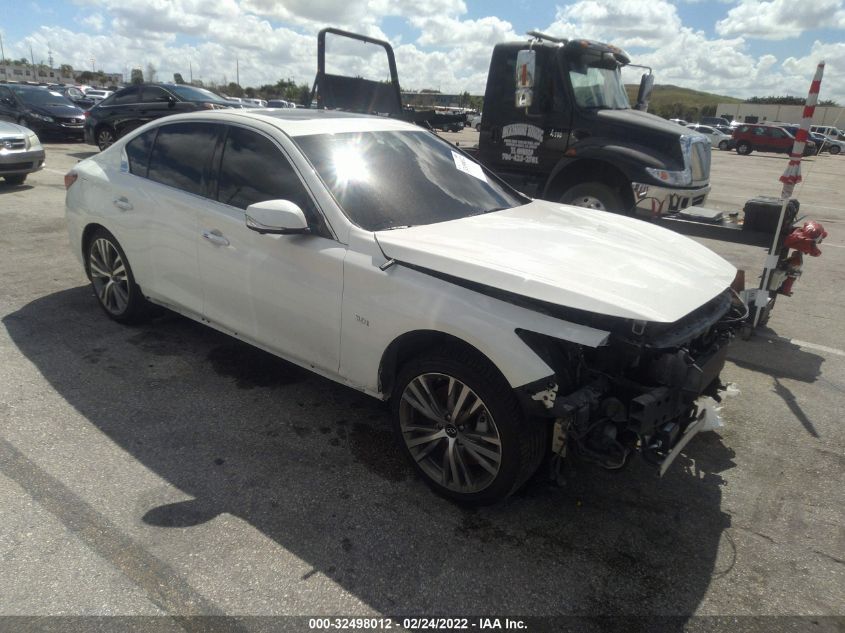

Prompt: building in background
xmin=717 ymin=103 xmax=845 ymax=127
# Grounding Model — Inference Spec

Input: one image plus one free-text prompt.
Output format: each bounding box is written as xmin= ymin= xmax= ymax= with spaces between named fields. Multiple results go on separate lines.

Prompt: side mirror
xmin=515 ymin=49 xmax=536 ymax=108
xmin=167 ymin=96 xmax=176 ymax=108
xmin=0 ymin=97 xmax=13 ymax=106
xmin=635 ymin=72 xmax=654 ymax=112
xmin=245 ymin=199 xmax=310 ymax=235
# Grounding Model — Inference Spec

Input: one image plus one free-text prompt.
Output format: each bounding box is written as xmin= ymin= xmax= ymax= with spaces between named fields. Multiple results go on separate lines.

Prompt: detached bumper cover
xmin=632 ymin=182 xmax=711 ymax=215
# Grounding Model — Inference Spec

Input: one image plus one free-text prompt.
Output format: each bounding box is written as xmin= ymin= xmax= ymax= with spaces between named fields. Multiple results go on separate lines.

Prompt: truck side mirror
xmin=635 ymin=73 xmax=654 ymax=112
xmin=515 ymin=49 xmax=536 ymax=108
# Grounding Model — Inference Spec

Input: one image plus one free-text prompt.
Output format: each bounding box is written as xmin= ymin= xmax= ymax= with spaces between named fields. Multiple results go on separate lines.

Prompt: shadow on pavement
xmin=3 ymin=286 xmax=735 ymax=623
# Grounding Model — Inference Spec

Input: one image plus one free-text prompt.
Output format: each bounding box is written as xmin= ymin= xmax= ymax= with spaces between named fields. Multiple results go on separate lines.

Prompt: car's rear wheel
xmin=85 ymin=229 xmax=150 ymax=323
xmin=559 ymin=181 xmax=627 ymax=214
xmin=391 ymin=346 xmax=546 ymax=504
xmin=831 ymin=145 xmax=841 ymax=155
xmin=718 ymin=140 xmax=729 ymax=151
xmin=96 ymin=126 xmax=116 ymax=151
xmin=4 ymin=174 xmax=26 ymax=185
xmin=475 ymin=123 xmax=481 ymax=131
xmin=736 ymin=141 xmax=752 ymax=155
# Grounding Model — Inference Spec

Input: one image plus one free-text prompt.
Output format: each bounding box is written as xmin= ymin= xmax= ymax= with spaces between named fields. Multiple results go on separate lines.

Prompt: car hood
xmin=0 ymin=121 xmax=30 ymax=136
xmin=31 ymin=103 xmax=84 ymax=117
xmin=374 ymin=200 xmax=737 ymax=323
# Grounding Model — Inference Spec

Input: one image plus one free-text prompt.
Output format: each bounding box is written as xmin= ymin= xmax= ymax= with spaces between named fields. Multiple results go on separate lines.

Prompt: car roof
xmin=149 ymin=108 xmax=422 ymax=137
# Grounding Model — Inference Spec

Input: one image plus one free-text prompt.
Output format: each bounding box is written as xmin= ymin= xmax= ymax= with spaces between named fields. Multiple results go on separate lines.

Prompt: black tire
xmin=96 ymin=126 xmax=116 ymax=151
xmin=736 ymin=141 xmax=752 ymax=155
xmin=475 ymin=123 xmax=481 ymax=131
xmin=831 ymin=145 xmax=841 ymax=155
xmin=559 ymin=181 xmax=627 ymax=213
xmin=718 ymin=140 xmax=729 ymax=151
xmin=4 ymin=174 xmax=26 ymax=185
xmin=391 ymin=346 xmax=546 ymax=504
xmin=85 ymin=228 xmax=151 ymax=324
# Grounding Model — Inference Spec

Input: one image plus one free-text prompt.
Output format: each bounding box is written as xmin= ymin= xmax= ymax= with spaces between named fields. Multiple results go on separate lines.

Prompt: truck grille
xmin=1 ymin=137 xmax=26 ymax=150
xmin=689 ymin=138 xmax=710 ymax=186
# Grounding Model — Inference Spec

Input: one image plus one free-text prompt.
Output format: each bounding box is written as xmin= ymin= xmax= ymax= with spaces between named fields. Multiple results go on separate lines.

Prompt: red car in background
xmin=730 ymin=123 xmax=816 ymax=156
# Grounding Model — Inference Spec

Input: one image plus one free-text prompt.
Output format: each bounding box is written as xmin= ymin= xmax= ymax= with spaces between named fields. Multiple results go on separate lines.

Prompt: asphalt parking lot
xmin=1 ymin=134 xmax=843 ymax=631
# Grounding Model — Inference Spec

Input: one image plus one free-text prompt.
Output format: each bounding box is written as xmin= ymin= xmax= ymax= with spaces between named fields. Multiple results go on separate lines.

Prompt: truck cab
xmin=475 ymin=34 xmax=711 ymax=214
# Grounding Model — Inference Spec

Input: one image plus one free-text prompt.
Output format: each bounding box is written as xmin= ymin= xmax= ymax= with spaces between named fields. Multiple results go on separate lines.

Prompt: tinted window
xmin=217 ymin=126 xmax=315 ymax=217
xmin=142 ymin=86 xmax=172 ymax=103
xmin=125 ymin=128 xmax=158 ymax=177
xmin=147 ymin=122 xmax=218 ymax=196
xmin=0 ymin=86 xmax=12 ymax=100
xmin=109 ymin=87 xmax=139 ymax=105
xmin=295 ymin=130 xmax=527 ymax=231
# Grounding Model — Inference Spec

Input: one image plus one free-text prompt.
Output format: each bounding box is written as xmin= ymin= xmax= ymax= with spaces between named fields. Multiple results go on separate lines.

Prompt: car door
xmin=140 ymin=121 xmax=219 ymax=318
xmin=199 ymin=123 xmax=344 ymax=372
xmin=767 ymin=127 xmax=791 ymax=153
xmin=0 ymin=86 xmax=17 ymax=123
xmin=99 ymin=86 xmax=140 ymax=138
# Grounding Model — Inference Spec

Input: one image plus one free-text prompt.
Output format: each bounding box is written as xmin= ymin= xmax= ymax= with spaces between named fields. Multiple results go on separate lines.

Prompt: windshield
xmin=294 ymin=130 xmax=528 ymax=231
xmin=168 ymin=85 xmax=229 ymax=104
xmin=568 ymin=64 xmax=630 ymax=110
xmin=11 ymin=87 xmax=73 ymax=107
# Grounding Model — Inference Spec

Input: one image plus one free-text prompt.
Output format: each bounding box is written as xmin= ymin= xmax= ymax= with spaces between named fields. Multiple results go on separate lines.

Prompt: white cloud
xmin=716 ymin=0 xmax=845 ymax=40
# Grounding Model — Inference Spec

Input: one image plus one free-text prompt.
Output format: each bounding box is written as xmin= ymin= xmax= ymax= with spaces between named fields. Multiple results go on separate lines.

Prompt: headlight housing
xmin=28 ymin=112 xmax=55 ymax=123
xmin=645 ymin=135 xmax=694 ymax=187
xmin=26 ymin=131 xmax=42 ymax=150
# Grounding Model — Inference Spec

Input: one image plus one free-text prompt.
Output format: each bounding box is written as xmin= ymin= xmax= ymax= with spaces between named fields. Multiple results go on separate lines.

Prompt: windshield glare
xmin=568 ymin=64 xmax=630 ymax=110
xmin=12 ymin=87 xmax=74 ymax=107
xmin=294 ymin=130 xmax=528 ymax=231
xmin=169 ymin=85 xmax=228 ymax=103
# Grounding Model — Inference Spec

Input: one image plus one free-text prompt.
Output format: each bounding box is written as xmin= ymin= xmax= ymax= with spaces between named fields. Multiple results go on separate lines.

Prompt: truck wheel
xmin=559 ymin=182 xmax=626 ymax=213
xmin=736 ymin=142 xmax=752 ymax=155
xmin=391 ymin=346 xmax=546 ymax=505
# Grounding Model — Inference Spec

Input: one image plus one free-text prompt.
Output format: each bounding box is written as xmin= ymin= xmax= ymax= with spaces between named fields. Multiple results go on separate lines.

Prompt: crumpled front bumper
xmin=631 ymin=182 xmax=711 ymax=216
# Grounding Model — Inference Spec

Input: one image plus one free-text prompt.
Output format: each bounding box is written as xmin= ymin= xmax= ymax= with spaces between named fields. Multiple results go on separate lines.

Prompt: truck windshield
xmin=568 ymin=64 xmax=630 ymax=110
xmin=294 ymin=130 xmax=528 ymax=231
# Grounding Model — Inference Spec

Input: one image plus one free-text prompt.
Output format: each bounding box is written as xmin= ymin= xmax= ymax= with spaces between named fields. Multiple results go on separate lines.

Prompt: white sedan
xmin=65 ymin=109 xmax=738 ymax=503
xmin=686 ymin=123 xmax=732 ymax=150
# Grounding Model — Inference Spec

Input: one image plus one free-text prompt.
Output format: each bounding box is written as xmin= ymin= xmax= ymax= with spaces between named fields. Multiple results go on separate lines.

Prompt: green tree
xmin=145 ymin=63 xmax=157 ymax=83
xmin=226 ymin=82 xmax=244 ymax=97
xmin=130 ymin=68 xmax=144 ymax=85
xmin=173 ymin=72 xmax=185 ymax=84
xmin=298 ymin=83 xmax=311 ymax=106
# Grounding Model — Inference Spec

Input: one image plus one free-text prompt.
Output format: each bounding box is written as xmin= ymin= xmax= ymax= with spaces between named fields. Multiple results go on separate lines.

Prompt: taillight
xmin=64 ymin=171 xmax=78 ymax=190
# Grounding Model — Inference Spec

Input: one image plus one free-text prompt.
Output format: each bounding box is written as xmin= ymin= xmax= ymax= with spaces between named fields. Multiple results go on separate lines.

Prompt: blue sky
xmin=2 ymin=0 xmax=845 ymax=102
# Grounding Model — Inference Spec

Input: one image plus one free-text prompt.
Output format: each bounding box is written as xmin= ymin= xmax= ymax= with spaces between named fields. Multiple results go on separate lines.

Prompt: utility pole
xmin=29 ymin=43 xmax=35 ymax=67
xmin=236 ymin=56 xmax=239 ymax=86
xmin=189 ymin=62 xmax=193 ymax=84
xmin=0 ymin=32 xmax=6 ymax=63
xmin=48 ymin=44 xmax=53 ymax=69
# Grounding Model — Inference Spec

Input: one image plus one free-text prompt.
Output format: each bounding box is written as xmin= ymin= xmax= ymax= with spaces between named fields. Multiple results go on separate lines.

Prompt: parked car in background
xmin=730 ymin=123 xmax=816 ymax=156
xmin=241 ymin=98 xmax=267 ymax=107
xmin=0 ymin=119 xmax=45 ymax=184
xmin=468 ymin=113 xmax=482 ymax=130
xmin=810 ymin=125 xmax=842 ymax=140
xmin=700 ymin=116 xmax=731 ymax=127
xmin=669 ymin=118 xmax=688 ymax=126
xmin=782 ymin=125 xmax=843 ymax=155
xmin=84 ymin=83 xmax=233 ymax=150
xmin=715 ymin=124 xmax=733 ymax=136
xmin=64 ymin=109 xmax=738 ymax=503
xmin=50 ymin=85 xmax=96 ymax=110
xmin=267 ymin=99 xmax=296 ymax=108
xmin=0 ymin=84 xmax=85 ymax=140
xmin=686 ymin=123 xmax=731 ymax=150
xmin=85 ymin=89 xmax=114 ymax=104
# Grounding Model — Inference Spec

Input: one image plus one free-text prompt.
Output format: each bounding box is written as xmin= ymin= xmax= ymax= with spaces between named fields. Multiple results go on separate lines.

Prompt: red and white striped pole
xmin=780 ymin=61 xmax=825 ymax=199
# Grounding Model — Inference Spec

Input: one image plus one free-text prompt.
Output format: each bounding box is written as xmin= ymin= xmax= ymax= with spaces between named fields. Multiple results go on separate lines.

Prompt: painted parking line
xmin=759 ymin=334 xmax=845 ymax=357
xmin=43 ymin=168 xmax=68 ymax=175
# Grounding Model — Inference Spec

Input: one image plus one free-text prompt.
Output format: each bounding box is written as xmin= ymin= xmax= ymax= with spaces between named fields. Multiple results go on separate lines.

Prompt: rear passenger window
xmin=147 ymin=122 xmax=218 ymax=196
xmin=125 ymin=129 xmax=157 ymax=177
xmin=217 ymin=126 xmax=315 ymax=218
xmin=110 ymin=87 xmax=139 ymax=105
xmin=142 ymin=86 xmax=172 ymax=103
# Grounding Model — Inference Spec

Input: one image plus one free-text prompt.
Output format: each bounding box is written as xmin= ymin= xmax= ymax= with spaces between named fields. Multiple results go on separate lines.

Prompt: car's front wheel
xmin=85 ymin=229 xmax=150 ymax=323
xmin=736 ymin=141 xmax=752 ymax=155
xmin=718 ymin=140 xmax=729 ymax=150
xmin=831 ymin=145 xmax=841 ymax=155
xmin=391 ymin=347 xmax=546 ymax=504
xmin=96 ymin=126 xmax=116 ymax=151
xmin=4 ymin=174 xmax=26 ymax=185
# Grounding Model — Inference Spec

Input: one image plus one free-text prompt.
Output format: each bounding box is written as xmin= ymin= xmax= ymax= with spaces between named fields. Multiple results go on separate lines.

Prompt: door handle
xmin=202 ymin=229 xmax=230 ymax=247
xmin=113 ymin=196 xmax=133 ymax=211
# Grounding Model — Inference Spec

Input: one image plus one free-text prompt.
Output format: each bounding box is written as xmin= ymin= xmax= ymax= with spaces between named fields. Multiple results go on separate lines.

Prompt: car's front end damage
xmin=516 ymin=288 xmax=742 ymax=476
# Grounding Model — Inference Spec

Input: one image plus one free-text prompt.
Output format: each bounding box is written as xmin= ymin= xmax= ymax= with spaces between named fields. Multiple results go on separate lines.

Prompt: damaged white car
xmin=65 ymin=110 xmax=741 ymax=503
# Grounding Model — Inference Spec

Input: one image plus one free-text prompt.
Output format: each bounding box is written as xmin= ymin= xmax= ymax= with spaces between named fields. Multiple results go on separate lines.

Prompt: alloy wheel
xmin=398 ymin=372 xmax=502 ymax=493
xmin=89 ymin=238 xmax=130 ymax=315
xmin=97 ymin=128 xmax=115 ymax=150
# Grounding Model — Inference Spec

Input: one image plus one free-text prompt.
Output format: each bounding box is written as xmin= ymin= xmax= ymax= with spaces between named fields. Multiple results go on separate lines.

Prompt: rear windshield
xmin=294 ymin=130 xmax=528 ymax=231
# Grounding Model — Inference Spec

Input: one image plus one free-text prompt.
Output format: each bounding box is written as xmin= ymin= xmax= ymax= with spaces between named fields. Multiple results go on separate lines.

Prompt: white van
xmin=810 ymin=125 xmax=841 ymax=140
